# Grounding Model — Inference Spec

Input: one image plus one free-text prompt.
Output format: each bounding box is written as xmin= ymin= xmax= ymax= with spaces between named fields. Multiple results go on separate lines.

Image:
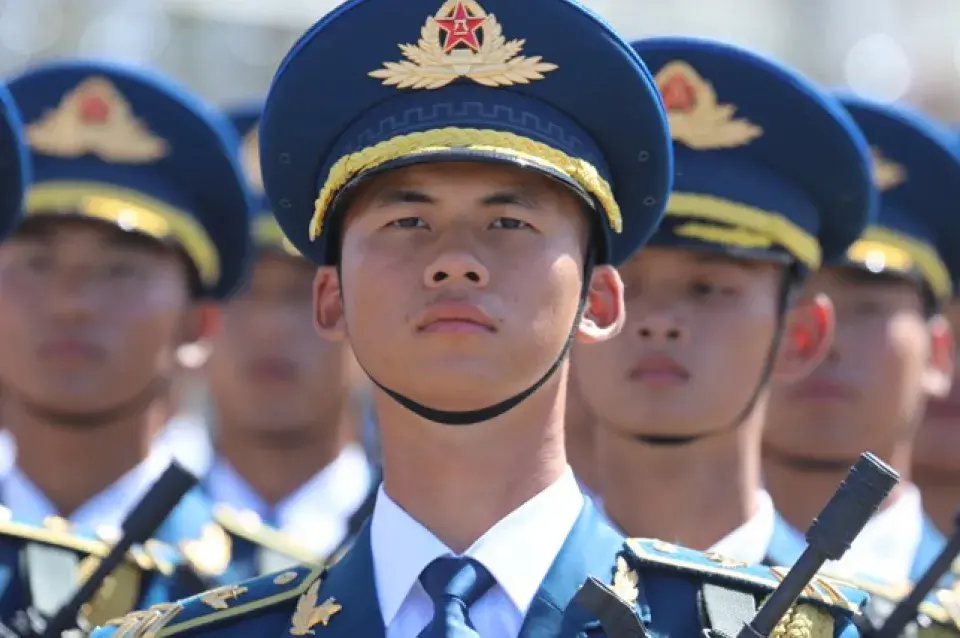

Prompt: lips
xmin=38 ymin=339 xmax=105 ymax=361
xmin=629 ymin=355 xmax=690 ymax=385
xmin=247 ymin=356 xmax=298 ymax=382
xmin=416 ymin=302 xmax=497 ymax=334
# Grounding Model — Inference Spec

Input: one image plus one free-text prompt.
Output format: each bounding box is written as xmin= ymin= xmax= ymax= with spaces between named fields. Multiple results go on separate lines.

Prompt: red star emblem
xmin=78 ymin=94 xmax=111 ymax=124
xmin=659 ymin=74 xmax=697 ymax=113
xmin=435 ymin=2 xmax=486 ymax=53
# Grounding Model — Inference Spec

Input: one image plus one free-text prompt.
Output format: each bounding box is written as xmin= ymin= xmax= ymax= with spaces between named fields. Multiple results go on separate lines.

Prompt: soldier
xmin=914 ymin=294 xmax=960 ymax=537
xmin=764 ymin=98 xmax=960 ymax=584
xmin=571 ymin=37 xmax=876 ymax=563
xmin=0 ymin=60 xmax=259 ymax=630
xmin=93 ymin=1 xmax=870 ymax=636
xmin=198 ymin=103 xmax=374 ymax=571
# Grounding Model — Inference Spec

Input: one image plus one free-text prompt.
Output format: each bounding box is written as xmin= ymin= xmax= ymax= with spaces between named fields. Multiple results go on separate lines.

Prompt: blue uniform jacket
xmin=90 ymin=500 xmax=870 ymax=637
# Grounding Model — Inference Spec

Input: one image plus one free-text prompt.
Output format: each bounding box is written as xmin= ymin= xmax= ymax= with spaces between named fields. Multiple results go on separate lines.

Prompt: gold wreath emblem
xmin=369 ymin=0 xmax=558 ymax=90
xmin=870 ymin=146 xmax=907 ymax=191
xmin=654 ymin=61 xmax=763 ymax=150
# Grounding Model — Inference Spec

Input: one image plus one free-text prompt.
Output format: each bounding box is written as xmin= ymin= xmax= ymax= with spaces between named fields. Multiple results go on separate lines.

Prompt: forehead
xmin=251 ymin=251 xmax=314 ymax=278
xmin=347 ymin=161 xmax=580 ymax=206
xmin=10 ymin=216 xmax=166 ymax=251
xmin=810 ymin=267 xmax=917 ymax=293
xmin=623 ymin=246 xmax=776 ymax=274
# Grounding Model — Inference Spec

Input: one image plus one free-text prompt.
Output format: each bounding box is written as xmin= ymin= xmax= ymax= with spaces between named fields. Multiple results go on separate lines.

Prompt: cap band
xmin=846 ymin=225 xmax=950 ymax=300
xmin=26 ymin=181 xmax=220 ymax=287
xmin=310 ymin=126 xmax=620 ymax=241
xmin=666 ymin=192 xmax=822 ymax=268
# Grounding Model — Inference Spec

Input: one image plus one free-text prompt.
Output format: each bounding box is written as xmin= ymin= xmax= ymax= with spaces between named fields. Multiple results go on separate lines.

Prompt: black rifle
xmin=737 ymin=452 xmax=899 ymax=638
xmin=860 ymin=509 xmax=960 ymax=638
xmin=39 ymin=461 xmax=198 ymax=638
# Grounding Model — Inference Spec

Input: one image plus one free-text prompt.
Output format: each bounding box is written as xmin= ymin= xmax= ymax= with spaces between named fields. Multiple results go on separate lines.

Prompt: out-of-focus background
xmin=1 ymin=0 xmax=958 ymax=119
xmin=2 ymin=0 xmax=957 ymax=441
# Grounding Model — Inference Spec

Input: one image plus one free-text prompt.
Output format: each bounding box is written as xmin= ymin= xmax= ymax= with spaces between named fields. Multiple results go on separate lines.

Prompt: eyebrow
xmin=374 ymin=187 xmax=543 ymax=209
xmin=692 ymin=253 xmax=763 ymax=271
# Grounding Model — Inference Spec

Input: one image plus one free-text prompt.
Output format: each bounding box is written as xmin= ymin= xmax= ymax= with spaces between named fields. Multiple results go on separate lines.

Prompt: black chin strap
xmin=356 ymin=249 xmax=597 ymax=426
xmin=630 ymin=267 xmax=796 ymax=447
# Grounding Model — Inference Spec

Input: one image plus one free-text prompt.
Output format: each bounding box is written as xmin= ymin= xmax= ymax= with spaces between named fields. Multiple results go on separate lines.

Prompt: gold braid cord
xmin=766 ymin=599 xmax=835 ymax=638
xmin=311 ymin=127 xmax=620 ymax=240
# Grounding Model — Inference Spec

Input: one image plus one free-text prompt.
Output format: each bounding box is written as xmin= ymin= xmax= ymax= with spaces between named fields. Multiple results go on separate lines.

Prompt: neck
xmin=764 ymin=441 xmax=913 ymax=531
xmin=912 ymin=465 xmax=960 ymax=535
xmin=565 ymin=416 xmax=598 ymax=495
xmin=378 ymin=380 xmax=568 ymax=554
xmin=6 ymin=400 xmax=158 ymax=518
xmin=597 ymin=414 xmax=762 ymax=550
xmin=216 ymin=406 xmax=353 ymax=507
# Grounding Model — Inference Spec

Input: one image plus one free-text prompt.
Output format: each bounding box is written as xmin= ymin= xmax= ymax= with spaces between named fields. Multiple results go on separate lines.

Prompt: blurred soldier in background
xmin=564 ymin=375 xmax=599 ymax=499
xmin=197 ymin=104 xmax=373 ymax=568
xmin=571 ymin=37 xmax=875 ymax=563
xmin=913 ymin=295 xmax=960 ymax=537
xmin=0 ymin=59 xmax=254 ymax=629
xmin=765 ymin=98 xmax=960 ymax=583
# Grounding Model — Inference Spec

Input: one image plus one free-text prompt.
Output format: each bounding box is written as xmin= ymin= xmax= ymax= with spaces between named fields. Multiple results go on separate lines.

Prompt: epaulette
xmin=624 ymin=538 xmax=867 ymax=614
xmin=212 ymin=504 xmax=321 ymax=565
xmin=0 ymin=508 xmax=175 ymax=574
xmin=96 ymin=564 xmax=325 ymax=637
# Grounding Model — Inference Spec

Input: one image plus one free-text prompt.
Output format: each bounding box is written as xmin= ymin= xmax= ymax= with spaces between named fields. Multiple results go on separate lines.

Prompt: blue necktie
xmin=417 ymin=556 xmax=496 ymax=638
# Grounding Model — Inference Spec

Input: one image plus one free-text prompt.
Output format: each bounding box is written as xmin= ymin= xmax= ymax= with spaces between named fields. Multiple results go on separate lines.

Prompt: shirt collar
xmin=4 ymin=450 xmax=171 ymax=532
xmin=708 ymin=490 xmax=776 ymax=563
xmin=371 ymin=466 xmax=584 ymax=626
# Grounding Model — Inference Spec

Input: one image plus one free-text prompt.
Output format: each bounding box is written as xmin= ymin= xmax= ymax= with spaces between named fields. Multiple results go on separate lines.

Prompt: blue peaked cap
xmin=260 ymin=0 xmax=673 ymax=267
xmin=632 ymin=37 xmax=877 ymax=271
xmin=837 ymin=95 xmax=960 ymax=302
xmin=8 ymin=59 xmax=254 ymax=300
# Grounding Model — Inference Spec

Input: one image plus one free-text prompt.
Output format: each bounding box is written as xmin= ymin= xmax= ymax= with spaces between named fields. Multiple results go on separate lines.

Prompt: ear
xmin=922 ymin=314 xmax=955 ymax=398
xmin=178 ymin=303 xmax=219 ymax=345
xmin=314 ymin=266 xmax=348 ymax=342
xmin=577 ymin=264 xmax=625 ymax=344
xmin=772 ymin=292 xmax=835 ymax=383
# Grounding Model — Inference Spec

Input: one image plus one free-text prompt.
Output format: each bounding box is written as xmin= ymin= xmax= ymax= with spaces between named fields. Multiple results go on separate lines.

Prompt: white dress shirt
xmin=2 ymin=450 xmax=172 ymax=531
xmin=206 ymin=443 xmax=373 ymax=558
xmin=371 ymin=467 xmax=584 ymax=638
xmin=776 ymin=483 xmax=925 ymax=583
xmin=707 ymin=489 xmax=776 ymax=564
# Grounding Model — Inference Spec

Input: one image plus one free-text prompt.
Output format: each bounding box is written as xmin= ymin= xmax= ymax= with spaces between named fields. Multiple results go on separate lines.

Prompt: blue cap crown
xmin=9 ymin=60 xmax=253 ymax=300
xmin=261 ymin=0 xmax=673 ymax=267
xmin=632 ymin=37 xmax=877 ymax=270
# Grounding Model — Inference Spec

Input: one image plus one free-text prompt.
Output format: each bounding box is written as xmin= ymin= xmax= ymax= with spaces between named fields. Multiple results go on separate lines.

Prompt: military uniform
xmin=769 ymin=98 xmax=960 ymax=586
xmin=94 ymin=0 xmax=871 ymax=636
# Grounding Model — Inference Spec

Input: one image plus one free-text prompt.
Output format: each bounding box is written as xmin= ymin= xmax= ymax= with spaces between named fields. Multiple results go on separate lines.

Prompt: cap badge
xmin=654 ymin=61 xmax=763 ymax=150
xmin=369 ymin=0 xmax=558 ymax=90
xmin=26 ymin=76 xmax=169 ymax=163
xmin=870 ymin=146 xmax=907 ymax=191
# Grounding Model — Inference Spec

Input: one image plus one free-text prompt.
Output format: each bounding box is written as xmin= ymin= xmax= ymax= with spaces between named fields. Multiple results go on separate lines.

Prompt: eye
xmin=25 ymin=254 xmax=52 ymax=273
xmin=689 ymin=280 xmax=718 ymax=299
xmin=389 ymin=217 xmax=428 ymax=229
xmin=106 ymin=260 xmax=139 ymax=280
xmin=490 ymin=217 xmax=533 ymax=230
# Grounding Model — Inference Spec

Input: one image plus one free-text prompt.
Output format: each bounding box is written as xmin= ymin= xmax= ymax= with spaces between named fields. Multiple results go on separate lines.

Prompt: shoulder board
xmin=97 ymin=564 xmax=323 ymax=637
xmin=824 ymin=572 xmax=958 ymax=629
xmin=212 ymin=504 xmax=321 ymax=565
xmin=624 ymin=538 xmax=866 ymax=614
xmin=0 ymin=509 xmax=169 ymax=572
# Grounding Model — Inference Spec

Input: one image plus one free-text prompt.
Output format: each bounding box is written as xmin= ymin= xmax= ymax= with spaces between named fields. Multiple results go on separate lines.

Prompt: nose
xmin=423 ymin=249 xmax=490 ymax=289
xmin=634 ymin=312 xmax=687 ymax=345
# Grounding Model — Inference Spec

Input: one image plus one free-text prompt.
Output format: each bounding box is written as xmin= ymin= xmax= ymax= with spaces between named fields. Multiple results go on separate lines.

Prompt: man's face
xmin=207 ymin=252 xmax=352 ymax=446
xmin=914 ymin=299 xmax=960 ymax=474
xmin=766 ymin=268 xmax=934 ymax=463
xmin=572 ymin=248 xmax=783 ymax=439
xmin=313 ymin=162 xmax=623 ymax=414
xmin=0 ymin=218 xmax=191 ymax=419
